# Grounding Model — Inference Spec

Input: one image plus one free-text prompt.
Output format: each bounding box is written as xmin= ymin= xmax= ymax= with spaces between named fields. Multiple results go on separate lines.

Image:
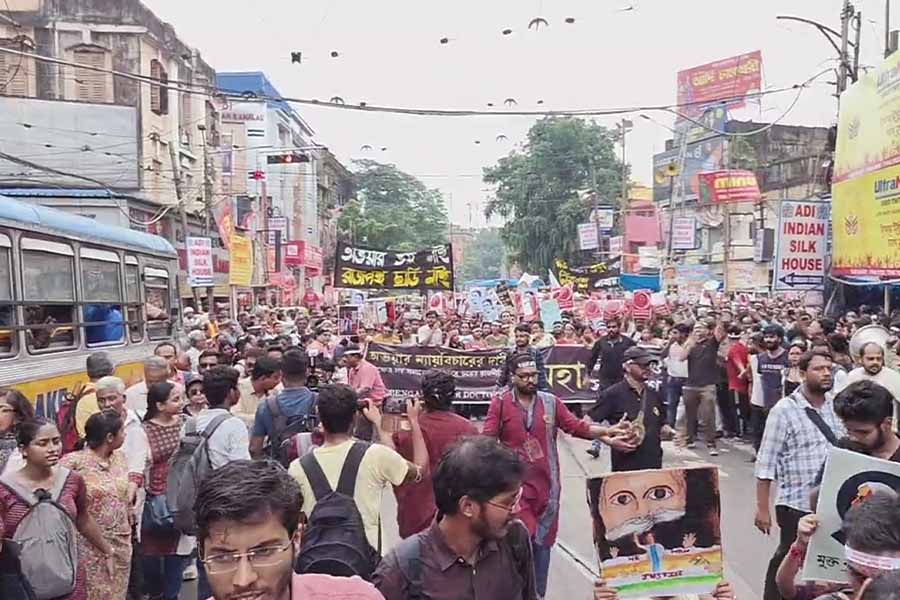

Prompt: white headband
xmin=845 ymin=546 xmax=900 ymax=570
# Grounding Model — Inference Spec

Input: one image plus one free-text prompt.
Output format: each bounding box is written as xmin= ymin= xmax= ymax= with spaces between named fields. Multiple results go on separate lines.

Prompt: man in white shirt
xmin=663 ymin=324 xmax=690 ymax=427
xmin=417 ymin=310 xmax=443 ymax=347
xmin=189 ymin=366 xmax=250 ymax=469
xmin=185 ymin=329 xmax=208 ymax=372
xmin=125 ymin=356 xmax=171 ymax=418
xmin=846 ymin=341 xmax=900 ymax=428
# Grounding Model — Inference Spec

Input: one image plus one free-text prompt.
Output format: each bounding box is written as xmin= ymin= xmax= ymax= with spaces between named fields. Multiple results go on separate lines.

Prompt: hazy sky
xmin=146 ymin=0 xmax=890 ymax=227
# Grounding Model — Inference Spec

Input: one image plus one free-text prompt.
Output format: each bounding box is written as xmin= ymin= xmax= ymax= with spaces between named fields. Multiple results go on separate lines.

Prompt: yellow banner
xmin=833 ymin=50 xmax=900 ymax=275
xmin=229 ymin=234 xmax=253 ymax=286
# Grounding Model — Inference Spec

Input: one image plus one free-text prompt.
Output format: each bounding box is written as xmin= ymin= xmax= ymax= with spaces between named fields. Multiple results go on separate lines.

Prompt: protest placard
xmin=587 ymin=466 xmax=723 ymax=598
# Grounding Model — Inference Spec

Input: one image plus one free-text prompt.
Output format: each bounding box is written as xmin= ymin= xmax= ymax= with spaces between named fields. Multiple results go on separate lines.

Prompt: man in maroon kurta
xmin=483 ymin=352 xmax=634 ymax=599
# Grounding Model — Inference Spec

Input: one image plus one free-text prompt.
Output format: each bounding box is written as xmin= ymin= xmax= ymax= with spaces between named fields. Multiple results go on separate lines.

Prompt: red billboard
xmin=698 ymin=170 xmax=762 ymax=203
xmin=677 ymin=51 xmax=762 ymax=118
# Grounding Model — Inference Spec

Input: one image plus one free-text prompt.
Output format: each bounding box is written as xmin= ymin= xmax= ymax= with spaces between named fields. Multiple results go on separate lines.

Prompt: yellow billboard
xmin=833 ymin=50 xmax=900 ymax=276
xmin=229 ymin=234 xmax=253 ymax=286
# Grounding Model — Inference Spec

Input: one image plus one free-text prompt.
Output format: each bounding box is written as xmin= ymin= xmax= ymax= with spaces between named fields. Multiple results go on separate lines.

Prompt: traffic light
xmin=266 ymin=152 xmax=309 ymax=165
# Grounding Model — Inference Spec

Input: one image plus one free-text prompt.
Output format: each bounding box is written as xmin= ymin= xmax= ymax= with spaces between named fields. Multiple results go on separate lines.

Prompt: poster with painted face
xmin=588 ymin=466 xmax=723 ymax=598
xmin=803 ymin=447 xmax=900 ymax=583
xmin=467 ymin=288 xmax=486 ymax=315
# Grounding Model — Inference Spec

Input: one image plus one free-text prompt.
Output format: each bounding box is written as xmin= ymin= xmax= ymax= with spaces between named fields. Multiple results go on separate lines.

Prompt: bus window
xmin=145 ymin=266 xmax=171 ymax=340
xmin=0 ymin=233 xmax=16 ymax=356
xmin=21 ymin=239 xmax=77 ymax=352
xmin=125 ymin=257 xmax=143 ymax=343
xmin=81 ymin=249 xmax=124 ymax=346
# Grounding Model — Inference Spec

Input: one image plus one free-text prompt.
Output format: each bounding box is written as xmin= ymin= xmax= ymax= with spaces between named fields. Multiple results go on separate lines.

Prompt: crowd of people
xmin=0 ymin=295 xmax=899 ymax=600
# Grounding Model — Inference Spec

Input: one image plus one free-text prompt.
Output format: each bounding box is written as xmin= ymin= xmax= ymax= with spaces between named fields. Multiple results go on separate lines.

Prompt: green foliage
xmin=483 ymin=117 xmax=626 ymax=275
xmin=336 ymin=159 xmax=449 ymax=251
xmin=457 ymin=228 xmax=505 ymax=282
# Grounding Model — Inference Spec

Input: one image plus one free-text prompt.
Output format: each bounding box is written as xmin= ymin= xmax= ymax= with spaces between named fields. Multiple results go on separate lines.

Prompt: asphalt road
xmin=182 ymin=434 xmax=772 ymax=600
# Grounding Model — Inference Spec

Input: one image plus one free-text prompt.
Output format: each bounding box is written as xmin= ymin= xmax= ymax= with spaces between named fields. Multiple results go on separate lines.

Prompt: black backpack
xmin=295 ymin=442 xmax=380 ymax=580
xmin=394 ymin=518 xmax=533 ymax=600
xmin=265 ymin=392 xmax=318 ymax=468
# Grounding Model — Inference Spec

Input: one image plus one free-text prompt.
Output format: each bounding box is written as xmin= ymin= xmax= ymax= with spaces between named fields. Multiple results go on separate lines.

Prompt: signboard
xmin=267 ymin=216 xmax=288 ymax=246
xmin=833 ymin=49 xmax=900 ymax=275
xmin=638 ymin=246 xmax=660 ymax=269
xmin=305 ymin=244 xmax=324 ymax=273
xmin=609 ymin=236 xmax=623 ymax=258
xmin=592 ymin=208 xmax=615 ymax=230
xmin=186 ymin=237 xmax=214 ymax=287
xmin=228 ymin=234 xmax=253 ymax=287
xmin=365 ymin=343 xmax=596 ymax=405
xmin=221 ymin=101 xmax=267 ymax=138
xmin=676 ymin=51 xmax=762 ymax=119
xmin=578 ymin=223 xmax=600 ymax=251
xmin=671 ymin=217 xmax=698 ymax=250
xmin=588 ymin=466 xmax=723 ymax=598
xmin=697 ymin=170 xmax=761 ymax=203
xmin=284 ymin=240 xmax=305 ymax=267
xmin=773 ymin=201 xmax=829 ymax=290
xmin=803 ymin=447 xmax=900 ymax=583
xmin=335 ymin=243 xmax=454 ymax=291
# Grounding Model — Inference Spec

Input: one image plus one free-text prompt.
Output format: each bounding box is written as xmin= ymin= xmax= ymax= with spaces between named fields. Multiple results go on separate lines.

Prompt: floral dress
xmin=61 ymin=449 xmax=132 ymax=600
xmin=0 ymin=468 xmax=87 ymax=600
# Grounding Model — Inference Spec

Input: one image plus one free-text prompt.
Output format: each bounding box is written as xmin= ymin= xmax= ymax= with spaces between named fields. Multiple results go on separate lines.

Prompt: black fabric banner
xmin=365 ymin=342 xmax=596 ymax=405
xmin=335 ymin=243 xmax=454 ymax=291
xmin=554 ymin=258 xmax=621 ymax=292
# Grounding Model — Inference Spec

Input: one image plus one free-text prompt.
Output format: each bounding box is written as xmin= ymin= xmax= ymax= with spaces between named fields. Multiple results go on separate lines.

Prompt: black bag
xmin=265 ymin=392 xmax=318 ymax=468
xmin=0 ymin=539 xmax=37 ymax=600
xmin=141 ymin=493 xmax=175 ymax=534
xmin=294 ymin=442 xmax=380 ymax=580
xmin=395 ymin=519 xmax=533 ymax=600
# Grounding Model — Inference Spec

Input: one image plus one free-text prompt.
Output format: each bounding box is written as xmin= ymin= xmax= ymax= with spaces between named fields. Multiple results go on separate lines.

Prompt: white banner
xmin=577 ymin=222 xmax=599 ymax=250
xmin=186 ymin=237 xmax=214 ymax=287
xmin=638 ymin=246 xmax=660 ymax=269
xmin=267 ymin=216 xmax=288 ymax=246
xmin=671 ymin=216 xmax=698 ymax=250
xmin=773 ymin=201 xmax=829 ymax=290
xmin=609 ymin=236 xmax=623 ymax=258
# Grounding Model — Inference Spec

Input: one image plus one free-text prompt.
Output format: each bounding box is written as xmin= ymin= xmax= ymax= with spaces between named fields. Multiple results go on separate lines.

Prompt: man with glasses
xmin=375 ymin=436 xmax=537 ymax=600
xmin=483 ymin=352 xmax=635 ymax=599
xmin=195 ymin=459 xmax=384 ymax=600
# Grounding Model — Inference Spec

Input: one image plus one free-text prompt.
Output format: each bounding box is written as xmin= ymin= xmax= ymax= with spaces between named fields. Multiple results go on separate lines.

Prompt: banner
xmin=365 ymin=343 xmax=597 ymax=404
xmin=212 ymin=200 xmax=234 ymax=251
xmin=671 ymin=217 xmax=698 ymax=250
xmin=335 ymin=242 xmax=454 ymax=290
xmin=228 ymin=234 xmax=253 ymax=287
xmin=773 ymin=200 xmax=829 ymax=290
xmin=588 ymin=466 xmax=723 ymax=598
xmin=803 ymin=447 xmax=900 ymax=583
xmin=676 ymin=51 xmax=762 ymax=119
xmin=831 ymin=49 xmax=900 ymax=275
xmin=186 ymin=237 xmax=214 ymax=287
xmin=555 ymin=258 xmax=621 ymax=292
xmin=697 ymin=170 xmax=761 ymax=203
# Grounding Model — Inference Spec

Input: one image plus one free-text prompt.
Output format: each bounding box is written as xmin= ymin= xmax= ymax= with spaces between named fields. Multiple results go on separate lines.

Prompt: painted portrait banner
xmin=803 ymin=447 xmax=900 ymax=583
xmin=335 ymin=242 xmax=454 ymax=291
xmin=365 ymin=343 xmax=596 ymax=405
xmin=588 ymin=466 xmax=724 ymax=598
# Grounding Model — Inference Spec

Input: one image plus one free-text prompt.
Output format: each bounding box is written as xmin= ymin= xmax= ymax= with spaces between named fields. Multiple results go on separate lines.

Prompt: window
xmin=125 ymin=257 xmax=143 ymax=343
xmin=21 ymin=238 xmax=77 ymax=352
xmin=144 ymin=266 xmax=172 ymax=340
xmin=0 ymin=38 xmax=32 ymax=97
xmin=81 ymin=249 xmax=124 ymax=346
xmin=72 ymin=47 xmax=110 ymax=103
xmin=0 ymin=234 xmax=16 ymax=356
xmin=150 ymin=59 xmax=169 ymax=115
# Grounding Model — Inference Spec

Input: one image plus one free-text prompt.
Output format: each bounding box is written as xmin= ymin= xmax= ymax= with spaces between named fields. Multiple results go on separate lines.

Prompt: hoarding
xmin=773 ymin=201 xmax=829 ymax=290
xmin=676 ymin=51 xmax=762 ymax=119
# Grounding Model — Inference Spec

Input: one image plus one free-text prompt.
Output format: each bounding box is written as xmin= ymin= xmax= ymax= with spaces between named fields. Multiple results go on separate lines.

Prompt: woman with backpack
xmin=60 ymin=411 xmax=132 ymax=600
xmin=0 ymin=419 xmax=114 ymax=600
xmin=0 ymin=389 xmax=33 ymax=475
xmin=141 ymin=382 xmax=193 ymax=600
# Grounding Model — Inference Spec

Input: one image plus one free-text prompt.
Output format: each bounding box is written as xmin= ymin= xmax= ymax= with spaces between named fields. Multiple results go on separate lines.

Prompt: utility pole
xmin=590 ymin=162 xmax=603 ymax=260
xmin=838 ymin=0 xmax=854 ymax=96
xmin=169 ymin=141 xmax=202 ymax=310
xmin=199 ymin=124 xmax=217 ymax=316
xmin=887 ymin=0 xmax=892 ymax=58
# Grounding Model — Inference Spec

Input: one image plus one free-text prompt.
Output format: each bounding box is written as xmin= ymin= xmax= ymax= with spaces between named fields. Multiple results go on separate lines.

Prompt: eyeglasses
xmin=201 ymin=541 xmax=292 ymax=574
xmin=485 ymin=487 xmax=523 ymax=514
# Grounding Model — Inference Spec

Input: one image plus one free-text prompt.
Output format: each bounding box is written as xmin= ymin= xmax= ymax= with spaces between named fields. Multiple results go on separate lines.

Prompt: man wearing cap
xmin=590 ymin=346 xmax=673 ymax=472
xmin=484 ymin=352 xmax=635 ymax=599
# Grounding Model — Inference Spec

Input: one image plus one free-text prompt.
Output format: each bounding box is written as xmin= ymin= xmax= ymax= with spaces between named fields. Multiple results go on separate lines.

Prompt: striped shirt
xmin=754 ymin=387 xmax=846 ymax=512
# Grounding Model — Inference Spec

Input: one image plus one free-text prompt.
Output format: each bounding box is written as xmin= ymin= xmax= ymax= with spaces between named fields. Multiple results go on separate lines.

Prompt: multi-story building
xmin=0 ymin=0 xmax=226 ymax=310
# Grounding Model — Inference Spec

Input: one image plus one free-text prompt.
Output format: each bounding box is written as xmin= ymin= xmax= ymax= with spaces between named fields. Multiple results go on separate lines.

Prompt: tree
xmin=457 ymin=228 xmax=505 ymax=282
xmin=337 ymin=159 xmax=449 ymax=251
xmin=483 ymin=117 xmax=625 ymax=275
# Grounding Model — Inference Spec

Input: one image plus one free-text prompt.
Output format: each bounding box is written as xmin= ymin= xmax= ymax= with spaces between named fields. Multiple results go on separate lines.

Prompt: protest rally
xmin=4 ymin=2 xmax=900 ymax=600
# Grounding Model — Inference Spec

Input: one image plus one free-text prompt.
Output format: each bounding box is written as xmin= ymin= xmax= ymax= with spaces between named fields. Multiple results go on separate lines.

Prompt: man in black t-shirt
xmin=673 ymin=320 xmax=726 ymax=456
xmin=590 ymin=346 xmax=674 ymax=471
xmin=589 ymin=317 xmax=635 ymax=389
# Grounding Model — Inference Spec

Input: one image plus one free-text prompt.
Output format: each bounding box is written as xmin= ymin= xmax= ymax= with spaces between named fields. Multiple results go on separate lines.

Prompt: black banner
xmin=335 ymin=243 xmax=454 ymax=291
xmin=365 ymin=342 xmax=596 ymax=405
xmin=554 ymin=258 xmax=621 ymax=292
